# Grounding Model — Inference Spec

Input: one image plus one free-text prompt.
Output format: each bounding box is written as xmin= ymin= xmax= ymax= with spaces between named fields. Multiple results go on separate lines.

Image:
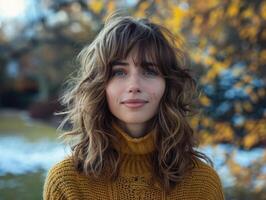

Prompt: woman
xmin=43 ymin=14 xmax=224 ymax=200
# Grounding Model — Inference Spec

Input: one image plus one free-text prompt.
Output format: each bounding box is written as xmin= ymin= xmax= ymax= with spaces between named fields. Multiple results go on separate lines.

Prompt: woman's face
xmin=106 ymin=51 xmax=165 ymax=137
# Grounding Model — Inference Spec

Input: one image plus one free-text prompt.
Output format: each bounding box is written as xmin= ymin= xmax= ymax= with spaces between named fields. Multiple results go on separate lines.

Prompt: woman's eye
xmin=111 ymin=69 xmax=126 ymax=77
xmin=143 ymin=68 xmax=159 ymax=76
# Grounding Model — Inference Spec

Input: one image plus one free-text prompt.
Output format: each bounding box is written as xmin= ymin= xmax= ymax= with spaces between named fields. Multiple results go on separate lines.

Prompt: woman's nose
xmin=127 ymin=73 xmax=141 ymax=93
xmin=129 ymin=87 xmax=141 ymax=93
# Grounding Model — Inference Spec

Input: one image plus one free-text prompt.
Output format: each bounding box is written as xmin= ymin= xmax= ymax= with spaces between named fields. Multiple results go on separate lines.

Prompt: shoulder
xmin=43 ymin=156 xmax=78 ymax=199
xmin=191 ymin=158 xmax=220 ymax=180
xmin=47 ymin=156 xmax=76 ymax=176
xmin=187 ymin=158 xmax=225 ymax=199
xmin=45 ymin=156 xmax=78 ymax=184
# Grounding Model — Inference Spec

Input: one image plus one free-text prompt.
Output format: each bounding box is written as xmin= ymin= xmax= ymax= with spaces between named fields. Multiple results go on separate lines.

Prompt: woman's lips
xmin=121 ymin=99 xmax=148 ymax=108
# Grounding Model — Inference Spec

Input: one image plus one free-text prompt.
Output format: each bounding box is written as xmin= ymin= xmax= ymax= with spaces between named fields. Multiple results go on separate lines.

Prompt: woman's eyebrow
xmin=110 ymin=60 xmax=129 ymax=67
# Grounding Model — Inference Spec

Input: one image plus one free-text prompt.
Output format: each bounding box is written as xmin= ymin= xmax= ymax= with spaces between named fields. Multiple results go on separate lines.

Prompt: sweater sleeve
xmin=43 ymin=159 xmax=69 ymax=200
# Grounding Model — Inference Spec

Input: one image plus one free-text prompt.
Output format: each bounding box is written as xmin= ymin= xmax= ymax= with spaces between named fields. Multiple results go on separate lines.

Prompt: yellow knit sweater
xmin=43 ymin=125 xmax=225 ymax=200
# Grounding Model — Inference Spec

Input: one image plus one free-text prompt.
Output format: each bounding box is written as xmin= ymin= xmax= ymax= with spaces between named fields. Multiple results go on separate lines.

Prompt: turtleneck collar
xmin=112 ymin=123 xmax=155 ymax=155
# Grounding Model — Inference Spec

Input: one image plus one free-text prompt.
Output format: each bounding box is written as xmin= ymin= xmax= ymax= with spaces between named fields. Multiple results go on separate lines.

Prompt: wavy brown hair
xmin=58 ymin=14 xmax=211 ymax=191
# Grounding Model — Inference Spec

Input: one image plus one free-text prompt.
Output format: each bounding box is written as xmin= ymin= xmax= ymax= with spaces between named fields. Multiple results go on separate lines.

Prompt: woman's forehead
xmin=125 ymin=46 xmax=158 ymax=65
xmin=126 ymin=49 xmax=154 ymax=61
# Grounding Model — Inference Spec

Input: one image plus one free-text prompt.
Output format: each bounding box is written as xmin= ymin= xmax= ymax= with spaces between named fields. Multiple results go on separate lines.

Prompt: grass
xmin=0 ymin=171 xmax=45 ymax=200
xmin=0 ymin=113 xmax=60 ymax=141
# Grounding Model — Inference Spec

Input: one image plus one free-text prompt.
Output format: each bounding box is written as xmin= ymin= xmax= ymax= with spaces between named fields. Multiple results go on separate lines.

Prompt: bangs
xmin=104 ymin=19 xmax=173 ymax=75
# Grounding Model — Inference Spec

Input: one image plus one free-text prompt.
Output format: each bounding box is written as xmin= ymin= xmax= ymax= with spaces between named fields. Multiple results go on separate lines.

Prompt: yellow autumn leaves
xmin=84 ymin=0 xmax=265 ymax=149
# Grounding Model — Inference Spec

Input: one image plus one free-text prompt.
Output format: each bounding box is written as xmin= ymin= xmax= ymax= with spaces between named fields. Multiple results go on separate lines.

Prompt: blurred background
xmin=0 ymin=0 xmax=265 ymax=199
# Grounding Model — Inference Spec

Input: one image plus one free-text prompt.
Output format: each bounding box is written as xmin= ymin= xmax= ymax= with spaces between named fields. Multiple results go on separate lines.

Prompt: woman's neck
xmin=115 ymin=119 xmax=154 ymax=138
xmin=118 ymin=122 xmax=147 ymax=138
